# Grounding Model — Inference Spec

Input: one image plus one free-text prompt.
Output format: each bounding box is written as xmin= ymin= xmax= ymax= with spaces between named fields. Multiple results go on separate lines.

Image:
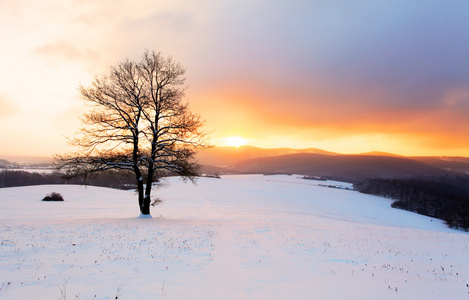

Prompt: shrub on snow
xmin=42 ymin=192 xmax=64 ymax=201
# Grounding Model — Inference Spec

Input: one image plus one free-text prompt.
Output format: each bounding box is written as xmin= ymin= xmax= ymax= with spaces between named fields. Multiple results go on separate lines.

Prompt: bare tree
xmin=56 ymin=51 xmax=210 ymax=217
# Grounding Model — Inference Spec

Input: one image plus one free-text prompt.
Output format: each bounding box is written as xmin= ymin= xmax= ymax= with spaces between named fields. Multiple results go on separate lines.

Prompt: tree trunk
xmin=142 ymin=164 xmax=154 ymax=216
xmin=133 ymin=165 xmax=146 ymax=215
xmin=141 ymin=195 xmax=151 ymax=215
xmin=137 ymin=177 xmax=145 ymax=214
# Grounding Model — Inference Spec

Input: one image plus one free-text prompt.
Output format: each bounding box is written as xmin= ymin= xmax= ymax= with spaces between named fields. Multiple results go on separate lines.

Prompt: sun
xmin=220 ymin=136 xmax=247 ymax=148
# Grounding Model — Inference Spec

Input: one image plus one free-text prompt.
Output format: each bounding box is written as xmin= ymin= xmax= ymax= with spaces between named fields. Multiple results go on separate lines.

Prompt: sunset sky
xmin=1 ymin=0 xmax=468 ymax=157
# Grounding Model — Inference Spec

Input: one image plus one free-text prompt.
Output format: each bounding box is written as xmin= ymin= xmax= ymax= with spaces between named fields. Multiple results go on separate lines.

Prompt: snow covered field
xmin=0 ymin=175 xmax=467 ymax=299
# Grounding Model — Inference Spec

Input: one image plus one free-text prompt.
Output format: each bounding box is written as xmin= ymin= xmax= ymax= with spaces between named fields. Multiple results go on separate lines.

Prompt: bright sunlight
xmin=219 ymin=136 xmax=247 ymax=147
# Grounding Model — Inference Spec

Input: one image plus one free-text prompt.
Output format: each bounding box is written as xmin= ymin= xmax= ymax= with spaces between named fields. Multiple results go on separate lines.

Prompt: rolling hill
xmin=0 ymin=175 xmax=467 ymax=299
xmin=410 ymin=156 xmax=469 ymax=173
xmin=197 ymin=146 xmax=467 ymax=181
xmin=229 ymin=153 xmax=457 ymax=182
xmin=196 ymin=145 xmax=337 ymax=167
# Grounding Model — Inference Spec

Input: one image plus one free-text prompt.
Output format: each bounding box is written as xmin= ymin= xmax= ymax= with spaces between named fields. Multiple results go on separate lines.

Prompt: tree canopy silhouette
xmin=57 ymin=50 xmax=210 ymax=216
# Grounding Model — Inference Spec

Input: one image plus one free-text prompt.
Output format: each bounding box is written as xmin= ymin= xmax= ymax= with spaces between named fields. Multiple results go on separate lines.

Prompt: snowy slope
xmin=0 ymin=175 xmax=467 ymax=299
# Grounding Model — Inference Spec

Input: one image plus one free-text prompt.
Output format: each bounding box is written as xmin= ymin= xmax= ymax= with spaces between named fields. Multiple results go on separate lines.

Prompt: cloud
xmin=35 ymin=42 xmax=100 ymax=64
xmin=52 ymin=97 xmax=87 ymax=132
xmin=184 ymin=0 xmax=469 ymax=153
xmin=204 ymin=1 xmax=469 ymax=103
xmin=2 ymin=0 xmax=469 ymax=156
xmin=0 ymin=94 xmax=18 ymax=117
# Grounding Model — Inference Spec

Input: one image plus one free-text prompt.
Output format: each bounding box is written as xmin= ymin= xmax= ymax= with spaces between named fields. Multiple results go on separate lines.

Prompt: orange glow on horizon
xmin=208 ymin=132 xmax=469 ymax=157
xmin=190 ymin=85 xmax=469 ymax=158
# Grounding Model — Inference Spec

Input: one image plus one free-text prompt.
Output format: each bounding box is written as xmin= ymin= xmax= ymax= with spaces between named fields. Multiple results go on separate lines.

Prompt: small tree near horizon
xmin=56 ymin=50 xmax=211 ymax=217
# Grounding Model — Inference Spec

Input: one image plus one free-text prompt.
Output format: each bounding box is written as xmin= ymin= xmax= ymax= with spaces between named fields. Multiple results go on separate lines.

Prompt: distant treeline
xmin=0 ymin=170 xmax=137 ymax=190
xmin=355 ymin=175 xmax=469 ymax=230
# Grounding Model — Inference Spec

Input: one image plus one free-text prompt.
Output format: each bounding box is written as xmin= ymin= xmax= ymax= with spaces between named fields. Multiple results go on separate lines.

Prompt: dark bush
xmin=42 ymin=192 xmax=64 ymax=201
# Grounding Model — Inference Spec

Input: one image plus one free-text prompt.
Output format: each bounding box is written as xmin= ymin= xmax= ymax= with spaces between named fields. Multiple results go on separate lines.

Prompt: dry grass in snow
xmin=0 ymin=175 xmax=468 ymax=299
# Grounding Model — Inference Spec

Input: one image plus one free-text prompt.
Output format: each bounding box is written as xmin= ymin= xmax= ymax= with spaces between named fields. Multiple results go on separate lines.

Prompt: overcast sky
xmin=1 ymin=0 xmax=468 ymax=156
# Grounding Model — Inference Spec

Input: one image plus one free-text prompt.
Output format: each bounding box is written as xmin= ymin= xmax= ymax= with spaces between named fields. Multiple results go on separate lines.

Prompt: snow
xmin=0 ymin=174 xmax=467 ymax=299
xmin=138 ymin=213 xmax=153 ymax=219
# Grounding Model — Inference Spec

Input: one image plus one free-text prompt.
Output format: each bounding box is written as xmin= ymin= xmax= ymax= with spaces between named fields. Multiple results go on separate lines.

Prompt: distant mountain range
xmin=0 ymin=155 xmax=54 ymax=165
xmin=2 ymin=146 xmax=468 ymax=183
xmin=196 ymin=145 xmax=337 ymax=167
xmin=198 ymin=146 xmax=469 ymax=182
